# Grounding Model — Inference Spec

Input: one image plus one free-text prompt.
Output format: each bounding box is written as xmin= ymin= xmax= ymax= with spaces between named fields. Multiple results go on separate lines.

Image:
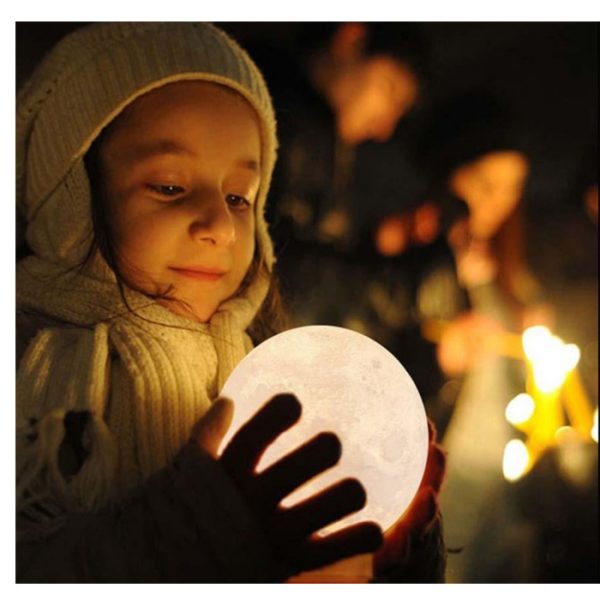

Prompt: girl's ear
xmin=329 ymin=23 xmax=368 ymax=64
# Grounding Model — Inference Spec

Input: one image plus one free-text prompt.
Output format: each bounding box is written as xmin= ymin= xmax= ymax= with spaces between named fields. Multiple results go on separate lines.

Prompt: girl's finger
xmin=427 ymin=419 xmax=436 ymax=444
xmin=221 ymin=393 xmax=301 ymax=480
xmin=392 ymin=487 xmax=438 ymax=542
xmin=422 ymin=444 xmax=447 ymax=493
xmin=294 ymin=521 xmax=383 ymax=573
xmin=270 ymin=478 xmax=367 ymax=541
xmin=373 ymin=487 xmax=437 ymax=574
xmin=255 ymin=431 xmax=341 ymax=508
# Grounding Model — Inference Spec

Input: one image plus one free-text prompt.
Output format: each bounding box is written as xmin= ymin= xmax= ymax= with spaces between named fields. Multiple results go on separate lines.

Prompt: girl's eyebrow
xmin=127 ymin=139 xmax=194 ymax=162
xmin=239 ymin=158 xmax=260 ymax=173
xmin=126 ymin=139 xmax=260 ymax=172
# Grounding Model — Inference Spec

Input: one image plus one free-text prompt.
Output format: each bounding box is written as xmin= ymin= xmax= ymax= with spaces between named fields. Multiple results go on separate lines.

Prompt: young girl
xmin=16 ymin=22 xmax=444 ymax=583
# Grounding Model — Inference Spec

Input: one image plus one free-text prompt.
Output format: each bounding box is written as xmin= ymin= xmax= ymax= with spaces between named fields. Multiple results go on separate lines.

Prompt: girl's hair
xmin=83 ymin=129 xmax=290 ymax=345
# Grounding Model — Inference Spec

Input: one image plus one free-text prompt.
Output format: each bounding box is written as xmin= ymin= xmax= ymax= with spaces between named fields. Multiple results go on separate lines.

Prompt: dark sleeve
xmin=17 ymin=443 xmax=287 ymax=583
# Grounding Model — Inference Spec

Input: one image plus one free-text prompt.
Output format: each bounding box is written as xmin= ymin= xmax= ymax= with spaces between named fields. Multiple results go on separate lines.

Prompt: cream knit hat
xmin=17 ymin=22 xmax=277 ymax=272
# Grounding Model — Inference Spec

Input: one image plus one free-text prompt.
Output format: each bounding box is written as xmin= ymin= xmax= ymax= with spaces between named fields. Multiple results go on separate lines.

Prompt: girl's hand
xmin=372 ymin=420 xmax=447 ymax=583
xmin=192 ymin=393 xmax=384 ymax=578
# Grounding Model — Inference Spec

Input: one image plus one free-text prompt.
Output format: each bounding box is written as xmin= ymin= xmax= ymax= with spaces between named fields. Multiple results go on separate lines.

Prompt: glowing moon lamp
xmin=219 ymin=325 xmax=429 ymax=535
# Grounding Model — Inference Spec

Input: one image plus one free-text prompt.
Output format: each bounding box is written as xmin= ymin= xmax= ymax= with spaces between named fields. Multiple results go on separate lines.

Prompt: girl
xmin=16 ymin=22 xmax=444 ymax=583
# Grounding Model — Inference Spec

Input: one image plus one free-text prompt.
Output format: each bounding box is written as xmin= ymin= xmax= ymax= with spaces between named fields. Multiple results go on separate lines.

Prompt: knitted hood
xmin=17 ymin=21 xmax=278 ymax=272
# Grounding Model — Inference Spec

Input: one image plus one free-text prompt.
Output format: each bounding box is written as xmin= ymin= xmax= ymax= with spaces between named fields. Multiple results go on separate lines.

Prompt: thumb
xmin=189 ymin=397 xmax=235 ymax=458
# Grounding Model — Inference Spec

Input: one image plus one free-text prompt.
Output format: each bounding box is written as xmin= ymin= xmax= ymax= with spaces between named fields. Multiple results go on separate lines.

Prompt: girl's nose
xmin=188 ymin=193 xmax=236 ymax=247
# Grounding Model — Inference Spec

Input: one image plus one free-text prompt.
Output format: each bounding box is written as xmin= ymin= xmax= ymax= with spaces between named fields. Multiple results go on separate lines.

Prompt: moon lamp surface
xmin=219 ymin=325 xmax=429 ymax=535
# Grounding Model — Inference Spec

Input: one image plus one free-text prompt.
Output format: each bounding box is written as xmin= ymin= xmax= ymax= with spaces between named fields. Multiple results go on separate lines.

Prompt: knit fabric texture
xmin=16 ymin=21 xmax=278 ymax=549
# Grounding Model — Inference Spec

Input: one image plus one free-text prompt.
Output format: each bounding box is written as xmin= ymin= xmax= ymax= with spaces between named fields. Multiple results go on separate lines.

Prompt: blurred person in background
xmin=335 ymin=91 xmax=554 ymax=581
xmin=352 ymin=93 xmax=549 ymax=442
xmin=414 ymin=92 xmax=551 ymax=582
xmin=377 ymin=91 xmax=552 ymax=333
xmin=245 ymin=22 xmax=429 ymax=329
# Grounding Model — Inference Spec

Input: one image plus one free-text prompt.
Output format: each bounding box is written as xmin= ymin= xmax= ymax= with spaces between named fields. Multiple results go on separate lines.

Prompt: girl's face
xmin=98 ymin=81 xmax=261 ymax=322
xmin=449 ymin=151 xmax=529 ymax=240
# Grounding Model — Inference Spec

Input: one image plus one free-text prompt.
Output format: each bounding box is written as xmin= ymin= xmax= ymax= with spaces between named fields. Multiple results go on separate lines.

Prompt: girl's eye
xmin=147 ymin=184 xmax=186 ymax=199
xmin=226 ymin=194 xmax=252 ymax=210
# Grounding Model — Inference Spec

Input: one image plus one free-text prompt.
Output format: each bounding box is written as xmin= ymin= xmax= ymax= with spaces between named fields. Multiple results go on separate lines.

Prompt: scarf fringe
xmin=17 ymin=256 xmax=267 ymax=525
xmin=71 ymin=415 xmax=119 ymax=511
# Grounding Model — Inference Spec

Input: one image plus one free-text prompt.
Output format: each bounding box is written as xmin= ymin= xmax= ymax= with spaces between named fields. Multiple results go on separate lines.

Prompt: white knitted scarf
xmin=16 ymin=253 xmax=269 ymax=527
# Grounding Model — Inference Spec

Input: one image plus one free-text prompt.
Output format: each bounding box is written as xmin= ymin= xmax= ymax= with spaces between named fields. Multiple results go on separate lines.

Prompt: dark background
xmin=17 ymin=22 xmax=597 ymax=209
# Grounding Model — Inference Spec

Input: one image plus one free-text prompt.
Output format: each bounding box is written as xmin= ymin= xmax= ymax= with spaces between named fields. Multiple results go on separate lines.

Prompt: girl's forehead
xmin=116 ymin=80 xmax=256 ymax=127
xmin=102 ymin=81 xmax=261 ymax=154
xmin=98 ymin=82 xmax=262 ymax=176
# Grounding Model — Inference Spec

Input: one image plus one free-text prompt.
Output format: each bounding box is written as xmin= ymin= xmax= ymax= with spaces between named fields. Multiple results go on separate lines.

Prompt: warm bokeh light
xmin=592 ymin=408 xmax=598 ymax=443
xmin=505 ymin=393 xmax=535 ymax=426
xmin=219 ymin=325 xmax=429 ymax=535
xmin=521 ymin=326 xmax=581 ymax=393
xmin=412 ymin=202 xmax=440 ymax=245
xmin=555 ymin=425 xmax=576 ymax=444
xmin=531 ymin=347 xmax=568 ymax=393
xmin=563 ymin=344 xmax=581 ymax=372
xmin=522 ymin=325 xmax=552 ymax=361
xmin=375 ymin=214 xmax=410 ymax=256
xmin=503 ymin=439 xmax=530 ymax=482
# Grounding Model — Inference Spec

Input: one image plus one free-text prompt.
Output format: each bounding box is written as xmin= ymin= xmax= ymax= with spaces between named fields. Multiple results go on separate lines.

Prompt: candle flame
xmin=522 ymin=327 xmax=581 ymax=393
xmin=563 ymin=344 xmax=581 ymax=372
xmin=503 ymin=439 xmax=530 ymax=482
xmin=505 ymin=393 xmax=535 ymax=425
xmin=522 ymin=326 xmax=552 ymax=361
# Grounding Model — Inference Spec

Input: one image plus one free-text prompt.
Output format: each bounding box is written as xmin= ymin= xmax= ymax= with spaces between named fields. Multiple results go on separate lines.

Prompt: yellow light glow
xmin=522 ymin=326 xmax=552 ymax=361
xmin=555 ymin=425 xmax=576 ymax=444
xmin=523 ymin=327 xmax=580 ymax=393
xmin=592 ymin=409 xmax=598 ymax=443
xmin=505 ymin=393 xmax=535 ymax=425
xmin=533 ymin=352 xmax=568 ymax=392
xmin=563 ymin=344 xmax=581 ymax=372
xmin=503 ymin=439 xmax=530 ymax=482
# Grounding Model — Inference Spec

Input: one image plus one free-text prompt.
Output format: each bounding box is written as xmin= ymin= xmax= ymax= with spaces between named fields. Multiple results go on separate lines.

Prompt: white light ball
xmin=219 ymin=325 xmax=429 ymax=535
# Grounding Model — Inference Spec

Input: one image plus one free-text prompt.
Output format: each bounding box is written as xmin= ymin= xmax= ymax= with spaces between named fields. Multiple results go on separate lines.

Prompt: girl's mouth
xmin=169 ymin=266 xmax=226 ymax=282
